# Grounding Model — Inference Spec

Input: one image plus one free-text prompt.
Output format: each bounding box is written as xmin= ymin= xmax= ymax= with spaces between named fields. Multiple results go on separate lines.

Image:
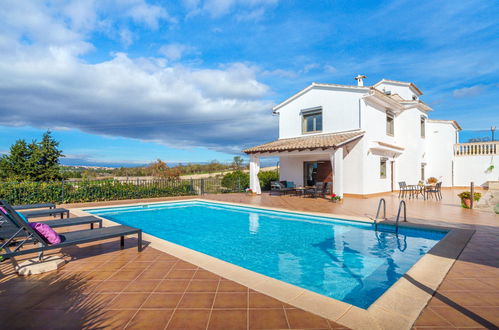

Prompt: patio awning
xmin=243 ymin=130 xmax=364 ymax=154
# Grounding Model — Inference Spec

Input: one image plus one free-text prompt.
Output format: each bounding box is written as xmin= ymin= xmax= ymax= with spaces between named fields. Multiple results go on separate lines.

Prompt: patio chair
xmin=425 ymin=182 xmax=442 ymax=200
xmin=304 ymin=182 xmax=324 ymax=198
xmin=398 ymin=182 xmax=413 ymax=198
xmin=13 ymin=203 xmax=56 ymax=210
xmin=0 ymin=200 xmax=142 ymax=261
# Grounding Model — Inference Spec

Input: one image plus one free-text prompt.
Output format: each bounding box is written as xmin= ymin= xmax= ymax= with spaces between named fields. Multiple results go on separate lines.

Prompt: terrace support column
xmin=330 ymin=148 xmax=344 ymax=197
xmin=249 ymin=154 xmax=262 ymax=194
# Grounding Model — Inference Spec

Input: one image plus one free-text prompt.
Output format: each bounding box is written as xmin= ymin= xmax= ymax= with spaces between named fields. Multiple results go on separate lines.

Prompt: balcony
xmin=454 ymin=141 xmax=499 ymax=156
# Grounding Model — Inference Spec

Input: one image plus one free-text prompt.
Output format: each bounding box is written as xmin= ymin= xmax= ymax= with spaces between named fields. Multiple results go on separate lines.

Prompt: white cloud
xmin=184 ymin=0 xmax=279 ymax=18
xmin=0 ymin=0 xmax=277 ymax=154
xmin=159 ymin=44 xmax=197 ymax=61
xmin=452 ymin=85 xmax=487 ymax=98
xmin=119 ymin=28 xmax=134 ymax=48
xmin=126 ymin=1 xmax=175 ymax=29
xmin=324 ymin=65 xmax=337 ymax=74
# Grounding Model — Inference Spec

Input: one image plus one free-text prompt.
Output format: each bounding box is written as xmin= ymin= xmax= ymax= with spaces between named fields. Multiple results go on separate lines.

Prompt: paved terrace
xmin=1 ymin=189 xmax=497 ymax=329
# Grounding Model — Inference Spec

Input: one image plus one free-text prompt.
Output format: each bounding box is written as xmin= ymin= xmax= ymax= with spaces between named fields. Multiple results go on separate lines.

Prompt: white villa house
xmin=244 ymin=76 xmax=498 ymax=197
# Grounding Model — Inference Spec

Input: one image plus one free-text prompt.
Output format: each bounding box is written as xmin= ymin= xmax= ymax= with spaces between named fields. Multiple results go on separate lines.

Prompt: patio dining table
xmin=407 ymin=184 xmax=437 ymax=200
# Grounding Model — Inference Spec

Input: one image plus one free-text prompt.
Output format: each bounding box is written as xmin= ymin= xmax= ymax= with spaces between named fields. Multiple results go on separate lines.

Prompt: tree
xmin=147 ymin=159 xmax=170 ymax=178
xmin=0 ymin=131 xmax=64 ymax=181
xmin=232 ymin=156 xmax=244 ymax=170
xmin=33 ymin=131 xmax=64 ymax=181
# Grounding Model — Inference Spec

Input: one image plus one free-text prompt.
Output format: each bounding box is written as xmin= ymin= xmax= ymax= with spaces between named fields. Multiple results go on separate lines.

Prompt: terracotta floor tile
xmin=193 ymin=269 xmax=221 ymax=280
xmin=93 ymin=309 xmax=137 ymax=329
xmin=250 ymin=292 xmax=285 ymax=308
xmin=213 ymin=292 xmax=248 ymax=309
xmin=109 ymin=292 xmax=150 ymax=309
xmin=155 ymin=279 xmax=190 ymax=293
xmin=123 ymin=279 xmax=161 ymax=293
xmin=107 ymin=270 xmax=143 ymax=281
xmin=93 ymin=280 xmax=130 ymax=293
xmin=166 ymin=309 xmax=211 ymax=329
xmin=208 ymin=309 xmax=247 ymax=329
xmin=142 ymin=293 xmax=183 ymax=309
xmin=249 ymin=309 xmax=289 ymax=329
xmin=178 ymin=292 xmax=216 ymax=308
xmin=187 ymin=279 xmax=220 ymax=292
xmin=414 ymin=308 xmax=453 ymax=327
xmin=173 ymin=260 xmax=199 ymax=270
xmin=431 ymin=306 xmax=485 ymax=327
xmin=218 ymin=280 xmax=248 ymax=292
xmin=136 ymin=269 xmax=171 ymax=280
xmin=126 ymin=309 xmax=174 ymax=330
xmin=165 ymin=269 xmax=197 ymax=279
xmin=285 ymin=309 xmax=330 ymax=329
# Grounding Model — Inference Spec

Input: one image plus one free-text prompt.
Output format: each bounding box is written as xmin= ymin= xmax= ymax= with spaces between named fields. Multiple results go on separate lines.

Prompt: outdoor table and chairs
xmin=399 ymin=182 xmax=442 ymax=200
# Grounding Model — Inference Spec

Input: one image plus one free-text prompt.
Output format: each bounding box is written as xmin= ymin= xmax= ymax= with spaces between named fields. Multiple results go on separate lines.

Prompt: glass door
xmin=303 ymin=161 xmax=318 ymax=186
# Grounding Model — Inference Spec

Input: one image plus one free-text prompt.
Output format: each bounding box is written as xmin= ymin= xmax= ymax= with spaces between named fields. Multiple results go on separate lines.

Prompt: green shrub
xmin=221 ymin=171 xmax=249 ymax=191
xmin=258 ymin=170 xmax=279 ymax=191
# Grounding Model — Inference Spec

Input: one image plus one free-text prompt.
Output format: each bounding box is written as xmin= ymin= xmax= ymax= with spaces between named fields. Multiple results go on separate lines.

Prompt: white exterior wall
xmin=425 ymin=122 xmax=457 ymax=187
xmin=278 ymin=87 xmax=365 ymax=139
xmin=374 ymin=82 xmax=419 ymax=100
xmin=393 ymin=108 xmax=427 ymax=186
xmin=454 ymin=156 xmax=498 ymax=187
xmin=270 ymin=80 xmax=493 ymax=196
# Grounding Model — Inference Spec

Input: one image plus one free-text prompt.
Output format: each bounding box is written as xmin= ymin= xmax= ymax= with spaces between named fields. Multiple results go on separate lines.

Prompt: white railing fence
xmin=454 ymin=141 xmax=499 ymax=156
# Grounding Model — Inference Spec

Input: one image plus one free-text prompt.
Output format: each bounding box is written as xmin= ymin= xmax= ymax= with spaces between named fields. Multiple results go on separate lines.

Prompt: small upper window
xmin=302 ymin=110 xmax=322 ymax=133
xmin=420 ymin=116 xmax=426 ymax=138
xmin=380 ymin=158 xmax=387 ymax=179
xmin=386 ymin=111 xmax=394 ymax=136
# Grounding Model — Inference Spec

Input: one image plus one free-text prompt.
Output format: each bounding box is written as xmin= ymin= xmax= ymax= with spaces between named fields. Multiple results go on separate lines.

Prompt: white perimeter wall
xmin=425 ymin=122 xmax=456 ymax=187
xmin=454 ymin=155 xmax=498 ymax=187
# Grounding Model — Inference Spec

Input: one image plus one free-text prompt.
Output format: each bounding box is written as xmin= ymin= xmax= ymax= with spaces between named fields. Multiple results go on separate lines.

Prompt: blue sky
xmin=0 ymin=0 xmax=497 ymax=166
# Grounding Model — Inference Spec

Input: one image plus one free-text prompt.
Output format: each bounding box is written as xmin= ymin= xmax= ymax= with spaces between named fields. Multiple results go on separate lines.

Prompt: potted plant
xmin=245 ymin=188 xmax=255 ymax=195
xmin=457 ymin=191 xmax=481 ymax=208
xmin=427 ymin=177 xmax=438 ymax=185
xmin=330 ymin=193 xmax=342 ymax=203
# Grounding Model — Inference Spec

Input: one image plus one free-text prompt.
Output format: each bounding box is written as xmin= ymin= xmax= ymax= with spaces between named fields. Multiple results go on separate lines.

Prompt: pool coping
xmin=71 ymin=198 xmax=474 ymax=330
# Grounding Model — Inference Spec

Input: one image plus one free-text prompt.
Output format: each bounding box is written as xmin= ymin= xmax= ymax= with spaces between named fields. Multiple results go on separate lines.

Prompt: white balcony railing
xmin=454 ymin=141 xmax=499 ymax=156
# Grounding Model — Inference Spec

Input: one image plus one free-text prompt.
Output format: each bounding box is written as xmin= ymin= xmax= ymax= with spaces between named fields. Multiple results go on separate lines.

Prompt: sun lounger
xmin=20 ymin=208 xmax=70 ymax=219
xmin=0 ymin=201 xmax=142 ymax=261
xmin=0 ymin=216 xmax=103 ymax=240
xmin=13 ymin=203 xmax=56 ymax=210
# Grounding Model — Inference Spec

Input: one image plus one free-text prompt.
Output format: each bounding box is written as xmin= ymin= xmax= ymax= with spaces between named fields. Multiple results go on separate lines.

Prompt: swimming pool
xmin=86 ymin=201 xmax=446 ymax=309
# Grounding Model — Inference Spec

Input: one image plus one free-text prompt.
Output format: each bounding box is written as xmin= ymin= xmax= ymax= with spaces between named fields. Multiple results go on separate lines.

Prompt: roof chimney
xmin=354 ymin=74 xmax=366 ymax=87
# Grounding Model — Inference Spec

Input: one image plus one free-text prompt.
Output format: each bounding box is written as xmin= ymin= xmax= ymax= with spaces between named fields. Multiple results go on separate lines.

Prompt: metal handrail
xmin=395 ymin=200 xmax=407 ymax=233
xmin=373 ymin=198 xmax=386 ymax=230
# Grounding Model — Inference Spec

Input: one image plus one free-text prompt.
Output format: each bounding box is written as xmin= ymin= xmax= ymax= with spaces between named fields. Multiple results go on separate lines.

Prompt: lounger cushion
xmin=16 ymin=211 xmax=29 ymax=223
xmin=28 ymin=222 xmax=61 ymax=244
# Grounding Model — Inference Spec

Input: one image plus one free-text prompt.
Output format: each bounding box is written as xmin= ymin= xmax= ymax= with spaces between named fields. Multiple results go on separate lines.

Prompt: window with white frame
xmin=302 ymin=108 xmax=323 ymax=134
xmin=380 ymin=158 xmax=387 ymax=179
xmin=386 ymin=111 xmax=394 ymax=136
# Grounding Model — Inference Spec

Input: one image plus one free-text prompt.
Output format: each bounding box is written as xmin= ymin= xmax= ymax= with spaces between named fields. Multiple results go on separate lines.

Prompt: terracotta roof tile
xmin=243 ymin=130 xmax=364 ymax=154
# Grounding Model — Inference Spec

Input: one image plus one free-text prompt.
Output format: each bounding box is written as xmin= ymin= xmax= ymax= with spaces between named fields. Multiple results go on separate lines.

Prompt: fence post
xmin=190 ymin=178 xmax=194 ymax=194
xmin=237 ymin=177 xmax=241 ymax=192
xmin=61 ymin=179 xmax=65 ymax=204
xmin=470 ymin=182 xmax=474 ymax=209
xmin=200 ymin=179 xmax=205 ymax=195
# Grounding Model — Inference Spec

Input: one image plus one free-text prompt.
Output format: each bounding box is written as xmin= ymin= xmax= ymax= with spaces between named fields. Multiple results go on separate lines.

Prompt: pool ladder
xmin=373 ymin=199 xmax=407 ymax=233
xmin=373 ymin=198 xmax=386 ymax=230
xmin=395 ymin=200 xmax=407 ymax=234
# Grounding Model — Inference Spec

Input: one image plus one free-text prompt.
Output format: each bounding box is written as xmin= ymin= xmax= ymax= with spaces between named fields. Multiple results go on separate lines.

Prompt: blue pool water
xmin=86 ymin=201 xmax=446 ymax=308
